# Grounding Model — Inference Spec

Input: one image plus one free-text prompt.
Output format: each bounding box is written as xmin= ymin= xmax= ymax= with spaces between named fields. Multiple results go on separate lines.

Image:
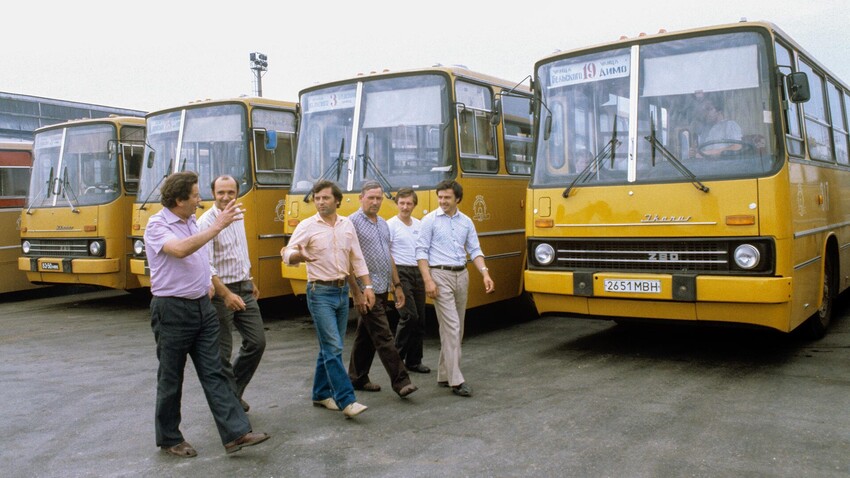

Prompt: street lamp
xmin=249 ymin=52 xmax=268 ymax=97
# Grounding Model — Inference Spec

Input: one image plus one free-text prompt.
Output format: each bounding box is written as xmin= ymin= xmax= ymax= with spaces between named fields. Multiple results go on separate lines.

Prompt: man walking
xmin=145 ymin=171 xmax=269 ymax=457
xmin=282 ymin=180 xmax=371 ymax=418
xmin=347 ymin=181 xmax=418 ymax=398
xmin=416 ymin=180 xmax=494 ymax=398
xmin=387 ymin=187 xmax=430 ymax=374
xmin=198 ymin=175 xmax=265 ymax=413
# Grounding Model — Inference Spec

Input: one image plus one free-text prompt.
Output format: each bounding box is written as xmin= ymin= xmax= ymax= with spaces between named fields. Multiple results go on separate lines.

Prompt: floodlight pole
xmin=249 ymin=52 xmax=268 ymax=97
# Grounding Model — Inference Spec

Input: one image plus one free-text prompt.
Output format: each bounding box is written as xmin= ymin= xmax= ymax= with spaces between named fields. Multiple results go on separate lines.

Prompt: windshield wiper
xmin=139 ymin=159 xmax=172 ymax=211
xmin=645 ymin=114 xmax=709 ymax=193
xmin=25 ymin=167 xmax=53 ymax=215
xmin=304 ymin=137 xmax=347 ymax=202
xmin=563 ymin=121 xmax=620 ymax=198
xmin=359 ymin=134 xmax=393 ymax=199
xmin=59 ymin=166 xmax=80 ymax=213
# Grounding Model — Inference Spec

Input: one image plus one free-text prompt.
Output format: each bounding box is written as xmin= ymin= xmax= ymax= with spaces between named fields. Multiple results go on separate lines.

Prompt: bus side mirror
xmin=788 ymin=72 xmax=810 ymax=103
xmin=264 ymin=130 xmax=278 ymax=151
xmin=489 ymin=99 xmax=502 ymax=126
xmin=146 ymin=151 xmax=155 ymax=168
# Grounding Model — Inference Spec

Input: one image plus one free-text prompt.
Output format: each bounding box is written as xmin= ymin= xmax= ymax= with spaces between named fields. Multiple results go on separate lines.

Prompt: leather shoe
xmin=240 ymin=398 xmax=250 ymax=412
xmin=161 ymin=441 xmax=197 ymax=458
xmin=398 ymin=383 xmax=418 ymax=397
xmin=354 ymin=382 xmax=381 ymax=392
xmin=224 ymin=432 xmax=270 ymax=454
xmin=437 ymin=381 xmax=449 ymax=388
xmin=451 ymin=383 xmax=473 ymax=397
xmin=342 ymin=402 xmax=368 ymax=418
xmin=407 ymin=363 xmax=431 ymax=373
xmin=312 ymin=397 xmax=340 ymax=411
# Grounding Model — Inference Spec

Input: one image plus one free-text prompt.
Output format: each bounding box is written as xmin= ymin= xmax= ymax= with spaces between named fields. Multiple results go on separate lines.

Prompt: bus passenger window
xmin=457 ymin=81 xmax=498 ymax=173
xmin=502 ymin=94 xmax=534 ymax=175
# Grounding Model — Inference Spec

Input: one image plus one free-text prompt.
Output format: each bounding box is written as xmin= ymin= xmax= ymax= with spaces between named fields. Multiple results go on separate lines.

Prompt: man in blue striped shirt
xmin=416 ymin=180 xmax=494 ymax=397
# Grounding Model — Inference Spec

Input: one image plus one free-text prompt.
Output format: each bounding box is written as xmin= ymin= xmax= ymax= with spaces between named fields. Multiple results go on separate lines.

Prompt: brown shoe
xmin=398 ymin=383 xmax=418 ymax=397
xmin=224 ymin=432 xmax=270 ymax=454
xmin=161 ymin=441 xmax=197 ymax=458
xmin=354 ymin=382 xmax=381 ymax=392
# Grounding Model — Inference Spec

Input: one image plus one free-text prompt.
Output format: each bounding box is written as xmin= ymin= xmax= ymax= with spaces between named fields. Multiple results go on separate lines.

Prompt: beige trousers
xmin=430 ymin=268 xmax=469 ymax=386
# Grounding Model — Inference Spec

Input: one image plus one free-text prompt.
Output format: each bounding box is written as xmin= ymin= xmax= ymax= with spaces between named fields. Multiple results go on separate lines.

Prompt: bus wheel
xmin=803 ymin=254 xmax=834 ymax=340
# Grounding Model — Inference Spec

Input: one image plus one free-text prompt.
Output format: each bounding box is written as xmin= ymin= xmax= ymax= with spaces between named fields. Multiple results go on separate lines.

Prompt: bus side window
xmin=254 ymin=130 xmax=294 ymax=185
xmin=799 ymin=59 xmax=833 ymax=162
xmin=457 ymin=81 xmax=498 ymax=173
xmin=775 ymin=43 xmax=805 ymax=157
xmin=502 ymin=94 xmax=534 ymax=175
xmin=123 ymin=145 xmax=143 ymax=193
xmin=0 ymin=166 xmax=30 ymax=207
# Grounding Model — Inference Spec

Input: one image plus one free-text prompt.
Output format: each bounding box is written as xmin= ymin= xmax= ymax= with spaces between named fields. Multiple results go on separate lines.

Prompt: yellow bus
xmin=129 ymin=97 xmax=297 ymax=298
xmin=18 ymin=117 xmax=146 ymax=290
xmin=0 ymin=141 xmax=40 ymax=294
xmin=525 ymin=21 xmax=850 ymax=337
xmin=282 ymin=66 xmax=534 ymax=309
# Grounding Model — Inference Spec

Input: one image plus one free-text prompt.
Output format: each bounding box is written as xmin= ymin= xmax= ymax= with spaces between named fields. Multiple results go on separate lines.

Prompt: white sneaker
xmin=312 ymin=398 xmax=340 ymax=411
xmin=342 ymin=402 xmax=368 ymax=418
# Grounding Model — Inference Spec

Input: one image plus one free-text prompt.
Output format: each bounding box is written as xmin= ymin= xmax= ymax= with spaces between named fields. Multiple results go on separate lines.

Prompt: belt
xmin=397 ymin=264 xmax=419 ymax=269
xmin=431 ymin=265 xmax=466 ymax=272
xmin=311 ymin=278 xmax=347 ymax=287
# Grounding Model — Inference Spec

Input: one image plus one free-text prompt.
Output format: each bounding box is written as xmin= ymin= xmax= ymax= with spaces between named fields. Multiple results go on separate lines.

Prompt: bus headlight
xmin=133 ymin=239 xmax=145 ymax=256
xmin=89 ymin=240 xmax=105 ymax=257
xmin=22 ymin=240 xmax=31 ymax=254
xmin=534 ymin=243 xmax=556 ymax=266
xmin=733 ymin=244 xmax=760 ymax=270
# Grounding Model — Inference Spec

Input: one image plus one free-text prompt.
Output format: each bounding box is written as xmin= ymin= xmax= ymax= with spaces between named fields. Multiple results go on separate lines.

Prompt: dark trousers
xmin=394 ymin=265 xmax=427 ymax=367
xmin=212 ymin=280 xmax=266 ymax=399
xmin=348 ymin=292 xmax=411 ymax=393
xmin=150 ymin=295 xmax=250 ymax=447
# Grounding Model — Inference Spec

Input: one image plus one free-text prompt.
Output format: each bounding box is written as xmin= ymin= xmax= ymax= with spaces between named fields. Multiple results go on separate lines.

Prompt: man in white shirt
xmin=198 ymin=175 xmax=265 ymax=413
xmin=387 ymin=187 xmax=430 ymax=374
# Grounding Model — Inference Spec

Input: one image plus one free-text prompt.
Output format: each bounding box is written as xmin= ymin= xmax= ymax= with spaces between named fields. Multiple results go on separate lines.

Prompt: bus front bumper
xmin=129 ymin=258 xmax=151 ymax=287
xmin=19 ymin=256 xmax=120 ymax=274
xmin=524 ymin=270 xmax=793 ymax=331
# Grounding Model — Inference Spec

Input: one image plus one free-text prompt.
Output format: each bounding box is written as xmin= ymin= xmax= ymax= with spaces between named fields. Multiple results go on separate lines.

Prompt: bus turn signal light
xmin=535 ymin=218 xmax=554 ymax=228
xmin=287 ymin=219 xmax=300 ymax=227
xmin=726 ymin=215 xmax=755 ymax=226
xmin=84 ymin=225 xmax=96 ymax=232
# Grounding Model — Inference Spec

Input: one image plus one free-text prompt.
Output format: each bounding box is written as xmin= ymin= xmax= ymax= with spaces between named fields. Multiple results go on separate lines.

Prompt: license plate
xmin=40 ymin=261 xmax=61 ymax=272
xmin=603 ymin=279 xmax=661 ymax=294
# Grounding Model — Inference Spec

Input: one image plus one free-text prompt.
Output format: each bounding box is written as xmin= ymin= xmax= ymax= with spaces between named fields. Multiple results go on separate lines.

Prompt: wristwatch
xmin=394 ymin=282 xmax=403 ymax=288
xmin=364 ymin=285 xmax=373 ymax=289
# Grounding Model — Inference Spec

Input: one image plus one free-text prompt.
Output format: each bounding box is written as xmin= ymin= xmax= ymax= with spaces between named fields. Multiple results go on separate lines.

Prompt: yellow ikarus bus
xmin=0 ymin=141 xmax=40 ymax=294
xmin=130 ymin=97 xmax=297 ymax=298
xmin=525 ymin=21 xmax=850 ymax=338
xmin=283 ymin=66 xmax=534 ymax=309
xmin=18 ymin=117 xmax=145 ymax=290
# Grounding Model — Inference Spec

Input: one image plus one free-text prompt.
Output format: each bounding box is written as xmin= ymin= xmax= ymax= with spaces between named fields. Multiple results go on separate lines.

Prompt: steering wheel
xmin=697 ymin=140 xmax=755 ymax=158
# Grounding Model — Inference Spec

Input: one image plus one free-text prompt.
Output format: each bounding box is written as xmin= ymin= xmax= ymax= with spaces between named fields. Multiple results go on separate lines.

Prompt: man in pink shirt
xmin=146 ymin=171 xmax=269 ymax=457
xmin=282 ymin=179 xmax=372 ymax=418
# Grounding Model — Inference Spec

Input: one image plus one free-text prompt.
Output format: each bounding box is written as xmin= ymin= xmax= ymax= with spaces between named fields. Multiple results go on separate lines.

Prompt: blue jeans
xmin=150 ymin=296 xmax=251 ymax=447
xmin=306 ymin=282 xmax=356 ymax=409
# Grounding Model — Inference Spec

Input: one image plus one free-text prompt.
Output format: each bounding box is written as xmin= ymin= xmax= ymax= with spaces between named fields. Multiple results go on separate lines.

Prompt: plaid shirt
xmin=350 ymin=209 xmax=392 ymax=294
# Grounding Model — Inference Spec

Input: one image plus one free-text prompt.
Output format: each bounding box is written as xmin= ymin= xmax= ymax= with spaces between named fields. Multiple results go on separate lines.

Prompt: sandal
xmin=161 ymin=441 xmax=197 ymax=458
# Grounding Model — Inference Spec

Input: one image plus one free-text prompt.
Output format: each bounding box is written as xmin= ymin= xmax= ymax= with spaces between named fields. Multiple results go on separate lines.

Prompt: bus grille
xmin=23 ymin=239 xmax=90 ymax=257
xmin=552 ymin=239 xmax=729 ymax=273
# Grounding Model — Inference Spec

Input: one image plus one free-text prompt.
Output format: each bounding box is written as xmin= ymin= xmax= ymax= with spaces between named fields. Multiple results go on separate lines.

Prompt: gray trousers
xmin=212 ymin=280 xmax=266 ymax=399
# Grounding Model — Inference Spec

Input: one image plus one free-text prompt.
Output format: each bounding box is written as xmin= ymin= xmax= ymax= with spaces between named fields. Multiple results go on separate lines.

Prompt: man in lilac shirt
xmin=145 ymin=171 xmax=269 ymax=457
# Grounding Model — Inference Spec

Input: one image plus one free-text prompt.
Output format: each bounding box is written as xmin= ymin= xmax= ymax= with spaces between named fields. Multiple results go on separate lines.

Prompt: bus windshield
xmin=29 ymin=124 xmax=120 ymax=207
xmin=138 ymin=104 xmax=249 ymax=202
xmin=533 ymin=31 xmax=778 ymax=188
xmin=291 ymin=74 xmax=453 ymax=193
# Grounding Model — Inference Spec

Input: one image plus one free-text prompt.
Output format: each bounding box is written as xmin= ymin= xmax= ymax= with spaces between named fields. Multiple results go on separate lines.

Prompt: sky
xmin=2 ymin=1 xmax=849 ymax=113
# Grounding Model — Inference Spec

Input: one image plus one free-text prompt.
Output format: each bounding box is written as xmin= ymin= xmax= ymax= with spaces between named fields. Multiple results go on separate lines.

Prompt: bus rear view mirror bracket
xmin=788 ymin=72 xmax=810 ymax=103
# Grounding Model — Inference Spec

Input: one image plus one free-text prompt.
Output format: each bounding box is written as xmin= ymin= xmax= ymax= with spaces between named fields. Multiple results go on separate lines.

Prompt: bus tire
xmin=802 ymin=253 xmax=835 ymax=340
